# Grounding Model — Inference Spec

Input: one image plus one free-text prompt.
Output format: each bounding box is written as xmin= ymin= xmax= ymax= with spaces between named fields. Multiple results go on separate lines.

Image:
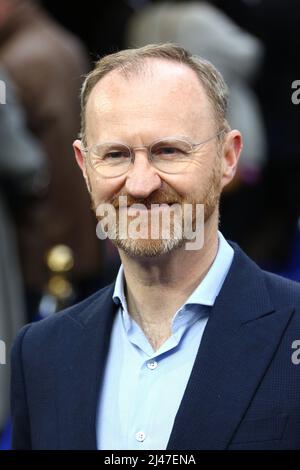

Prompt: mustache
xmin=110 ymin=189 xmax=184 ymax=210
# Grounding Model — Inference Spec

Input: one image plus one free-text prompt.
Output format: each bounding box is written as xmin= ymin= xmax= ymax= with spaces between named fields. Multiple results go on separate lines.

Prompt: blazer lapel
xmin=57 ymin=284 xmax=117 ymax=450
xmin=167 ymin=244 xmax=295 ymax=450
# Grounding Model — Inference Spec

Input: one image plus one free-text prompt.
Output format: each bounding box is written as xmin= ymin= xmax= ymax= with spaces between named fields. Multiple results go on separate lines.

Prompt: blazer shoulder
xmin=12 ymin=282 xmax=115 ymax=349
xmin=262 ymin=269 xmax=300 ymax=309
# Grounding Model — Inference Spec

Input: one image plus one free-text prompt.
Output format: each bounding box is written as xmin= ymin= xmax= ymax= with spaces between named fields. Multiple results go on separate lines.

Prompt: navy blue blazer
xmin=11 ymin=243 xmax=300 ymax=449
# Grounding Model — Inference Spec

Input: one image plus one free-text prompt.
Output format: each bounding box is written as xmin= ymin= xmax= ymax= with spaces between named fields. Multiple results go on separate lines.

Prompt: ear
xmin=73 ymin=139 xmax=87 ymax=175
xmin=73 ymin=139 xmax=92 ymax=192
xmin=220 ymin=130 xmax=243 ymax=190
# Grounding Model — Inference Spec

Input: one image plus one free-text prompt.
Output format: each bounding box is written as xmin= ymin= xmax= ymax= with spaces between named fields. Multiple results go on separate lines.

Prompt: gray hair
xmin=80 ymin=43 xmax=230 ymax=145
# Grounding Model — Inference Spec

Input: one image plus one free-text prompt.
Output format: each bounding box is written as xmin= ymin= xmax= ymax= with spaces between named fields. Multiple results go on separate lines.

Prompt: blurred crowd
xmin=1 ymin=0 xmax=300 ymax=442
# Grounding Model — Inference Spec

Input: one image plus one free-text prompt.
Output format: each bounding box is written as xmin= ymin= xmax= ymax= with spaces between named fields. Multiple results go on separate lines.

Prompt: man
xmin=11 ymin=44 xmax=300 ymax=450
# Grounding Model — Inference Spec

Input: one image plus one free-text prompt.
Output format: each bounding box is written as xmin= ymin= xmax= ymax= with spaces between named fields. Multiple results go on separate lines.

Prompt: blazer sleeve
xmin=10 ymin=323 xmax=32 ymax=450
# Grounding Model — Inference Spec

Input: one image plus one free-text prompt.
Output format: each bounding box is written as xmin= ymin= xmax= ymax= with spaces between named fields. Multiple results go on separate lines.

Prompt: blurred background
xmin=0 ymin=0 xmax=300 ymax=447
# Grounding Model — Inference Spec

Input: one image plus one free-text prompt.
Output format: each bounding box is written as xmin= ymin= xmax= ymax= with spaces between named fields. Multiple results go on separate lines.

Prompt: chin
xmin=113 ymin=237 xmax=187 ymax=258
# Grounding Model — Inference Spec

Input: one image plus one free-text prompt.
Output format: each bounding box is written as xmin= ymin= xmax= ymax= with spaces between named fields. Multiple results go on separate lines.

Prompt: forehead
xmin=85 ymin=58 xmax=214 ymax=142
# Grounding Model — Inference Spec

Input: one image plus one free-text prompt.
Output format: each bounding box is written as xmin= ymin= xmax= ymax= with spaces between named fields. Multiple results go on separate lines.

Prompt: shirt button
xmin=147 ymin=360 xmax=158 ymax=370
xmin=135 ymin=431 xmax=146 ymax=442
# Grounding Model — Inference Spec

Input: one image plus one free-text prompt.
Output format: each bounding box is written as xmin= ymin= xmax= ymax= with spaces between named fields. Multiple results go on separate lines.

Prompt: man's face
xmin=74 ymin=59 xmax=241 ymax=257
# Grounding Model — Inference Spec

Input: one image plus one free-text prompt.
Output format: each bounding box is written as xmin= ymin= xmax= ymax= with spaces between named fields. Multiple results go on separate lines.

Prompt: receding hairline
xmin=86 ymin=57 xmax=212 ymax=109
xmin=80 ymin=44 xmax=230 ymax=144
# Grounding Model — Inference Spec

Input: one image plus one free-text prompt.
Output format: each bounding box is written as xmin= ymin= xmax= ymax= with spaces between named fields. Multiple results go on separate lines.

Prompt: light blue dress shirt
xmin=96 ymin=231 xmax=234 ymax=450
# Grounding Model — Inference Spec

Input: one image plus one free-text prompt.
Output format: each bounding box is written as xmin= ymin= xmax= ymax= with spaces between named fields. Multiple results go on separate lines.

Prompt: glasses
xmin=81 ymin=129 xmax=225 ymax=178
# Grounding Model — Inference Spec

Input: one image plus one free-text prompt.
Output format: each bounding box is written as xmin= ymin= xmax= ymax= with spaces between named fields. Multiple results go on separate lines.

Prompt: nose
xmin=124 ymin=150 xmax=162 ymax=199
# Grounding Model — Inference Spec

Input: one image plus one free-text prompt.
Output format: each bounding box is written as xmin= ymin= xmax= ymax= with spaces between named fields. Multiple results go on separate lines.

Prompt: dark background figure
xmin=0 ymin=68 xmax=45 ymax=438
xmin=0 ymin=0 xmax=111 ymax=321
xmin=211 ymin=0 xmax=300 ymax=273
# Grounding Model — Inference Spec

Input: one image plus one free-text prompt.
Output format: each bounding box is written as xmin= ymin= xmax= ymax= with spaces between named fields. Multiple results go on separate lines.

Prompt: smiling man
xmin=11 ymin=44 xmax=300 ymax=450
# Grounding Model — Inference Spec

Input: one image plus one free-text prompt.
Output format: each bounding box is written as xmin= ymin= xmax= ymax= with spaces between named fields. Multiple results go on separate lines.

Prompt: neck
xmin=119 ymin=211 xmax=219 ymax=350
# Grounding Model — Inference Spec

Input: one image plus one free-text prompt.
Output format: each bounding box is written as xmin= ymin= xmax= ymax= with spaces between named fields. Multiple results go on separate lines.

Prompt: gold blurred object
xmin=39 ymin=244 xmax=75 ymax=314
xmin=46 ymin=244 xmax=74 ymax=273
xmin=48 ymin=275 xmax=73 ymax=301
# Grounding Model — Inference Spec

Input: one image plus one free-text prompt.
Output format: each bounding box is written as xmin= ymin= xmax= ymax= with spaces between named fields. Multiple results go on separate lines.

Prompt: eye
xmin=92 ymin=145 xmax=131 ymax=163
xmin=152 ymin=142 xmax=190 ymax=158
xmin=103 ymin=150 xmax=130 ymax=160
xmin=157 ymin=146 xmax=178 ymax=156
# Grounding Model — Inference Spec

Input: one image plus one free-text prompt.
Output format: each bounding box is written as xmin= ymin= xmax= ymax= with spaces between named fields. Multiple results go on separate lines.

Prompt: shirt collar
xmin=112 ymin=264 xmax=127 ymax=312
xmin=184 ymin=231 xmax=234 ymax=307
xmin=113 ymin=231 xmax=234 ymax=312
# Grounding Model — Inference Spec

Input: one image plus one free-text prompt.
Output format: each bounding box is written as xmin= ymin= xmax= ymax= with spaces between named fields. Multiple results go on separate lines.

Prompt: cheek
xmin=163 ymin=166 xmax=210 ymax=198
xmin=89 ymin=172 xmax=126 ymax=204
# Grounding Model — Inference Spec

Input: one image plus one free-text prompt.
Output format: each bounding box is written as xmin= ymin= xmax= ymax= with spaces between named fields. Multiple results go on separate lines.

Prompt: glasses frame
xmin=81 ymin=128 xmax=226 ymax=178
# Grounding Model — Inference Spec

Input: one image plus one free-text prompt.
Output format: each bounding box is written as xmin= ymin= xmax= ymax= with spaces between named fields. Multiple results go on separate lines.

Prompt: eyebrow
xmin=88 ymin=135 xmax=198 ymax=146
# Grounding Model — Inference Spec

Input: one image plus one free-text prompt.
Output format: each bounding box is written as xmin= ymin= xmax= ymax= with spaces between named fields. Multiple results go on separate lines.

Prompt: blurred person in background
xmin=212 ymin=0 xmax=300 ymax=277
xmin=0 ymin=69 xmax=45 ymax=442
xmin=126 ymin=0 xmax=267 ymax=263
xmin=0 ymin=0 xmax=105 ymax=321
